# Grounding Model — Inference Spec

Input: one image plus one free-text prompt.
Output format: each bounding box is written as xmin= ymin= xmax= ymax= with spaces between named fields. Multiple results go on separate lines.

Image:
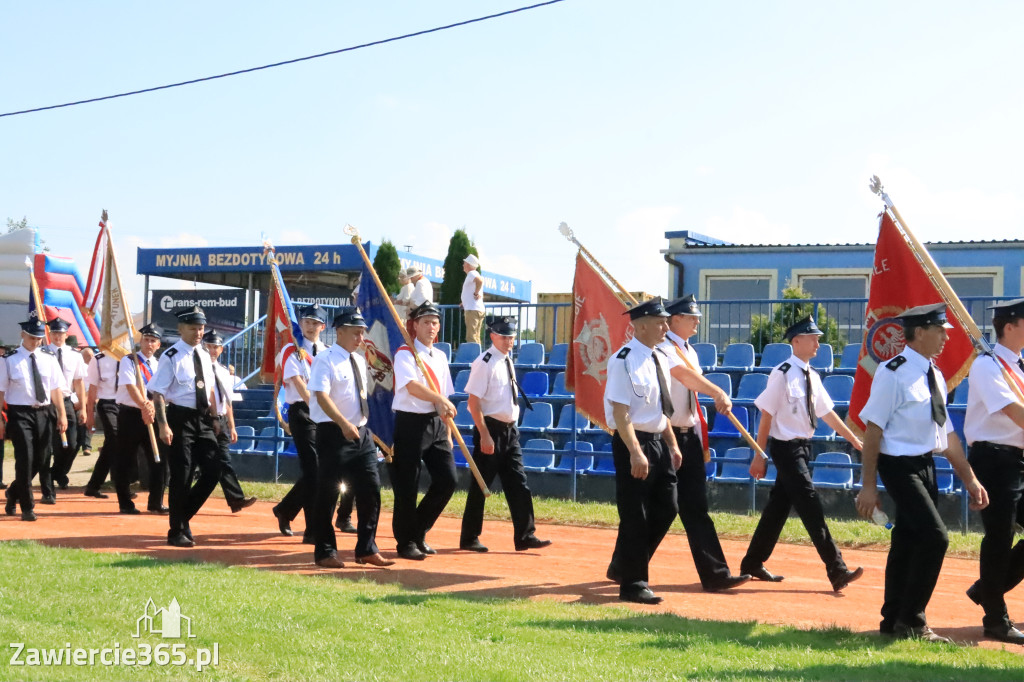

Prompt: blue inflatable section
xmin=41 ymin=253 xmax=88 ymax=292
xmin=43 ymin=289 xmax=98 ymax=347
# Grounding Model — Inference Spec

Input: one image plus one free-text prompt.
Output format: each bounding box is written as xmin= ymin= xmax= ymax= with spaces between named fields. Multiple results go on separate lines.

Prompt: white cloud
xmin=279 ymin=229 xmax=316 ymax=245
xmin=414 ymin=221 xmax=453 ymax=260
xmin=703 ymin=207 xmax=793 ymax=245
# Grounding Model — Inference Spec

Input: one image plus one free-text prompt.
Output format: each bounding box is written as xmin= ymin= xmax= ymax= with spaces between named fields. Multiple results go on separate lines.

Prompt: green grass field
xmin=0 ymin=541 xmax=1021 ymax=682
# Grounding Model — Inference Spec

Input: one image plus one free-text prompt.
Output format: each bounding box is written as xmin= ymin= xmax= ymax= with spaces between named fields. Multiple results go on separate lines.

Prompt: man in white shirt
xmin=45 ymin=317 xmax=87 ymax=498
xmin=407 ymin=267 xmax=433 ymax=308
xmin=394 ymin=271 xmax=412 ymax=323
xmin=83 ymin=348 xmax=121 ymax=498
xmin=114 ymin=323 xmax=164 ymax=514
xmin=461 ymin=254 xmax=485 ymax=344
xmin=856 ymin=302 xmax=988 ymax=642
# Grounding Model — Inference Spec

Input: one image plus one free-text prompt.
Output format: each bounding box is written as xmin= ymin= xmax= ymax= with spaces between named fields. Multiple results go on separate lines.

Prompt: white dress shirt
xmin=604 ymin=336 xmax=678 ymax=433
xmin=211 ymin=362 xmax=236 ymax=417
xmin=308 ymin=344 xmax=369 ymax=427
xmin=464 ymin=346 xmax=519 ymax=424
xmin=0 ymin=345 xmax=64 ymax=407
xmin=461 ymin=270 xmax=485 ymax=312
xmin=964 ymin=343 xmax=1024 ymax=448
xmin=392 ymin=338 xmax=454 ymax=414
xmin=754 ymin=354 xmax=834 ymax=441
xmin=858 ymin=346 xmax=954 ymax=455
xmin=410 ymin=278 xmax=433 ymax=307
xmin=116 ymin=352 xmax=160 ymax=407
xmin=86 ymin=352 xmax=120 ymax=400
xmin=281 ymin=336 xmax=327 ymax=404
xmin=47 ymin=343 xmax=86 ymax=403
xmin=659 ymin=330 xmax=701 ymax=429
xmin=147 ymin=340 xmax=216 ymax=409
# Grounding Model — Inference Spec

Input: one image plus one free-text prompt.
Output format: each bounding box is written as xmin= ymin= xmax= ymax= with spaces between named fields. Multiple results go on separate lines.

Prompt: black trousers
xmin=610 ymin=430 xmax=678 ymax=592
xmin=165 ymin=404 xmax=221 ymax=539
xmin=460 ymin=417 xmax=537 ymax=545
xmin=312 ymin=422 xmax=382 ymax=560
xmin=335 ymin=480 xmax=354 ymax=524
xmin=674 ymin=429 xmax=732 ymax=588
xmin=389 ymin=411 xmax=457 ymax=548
xmin=742 ymin=438 xmax=847 ymax=581
xmin=49 ymin=396 xmax=80 ymax=489
xmin=877 ymin=453 xmax=948 ymax=630
xmin=4 ymin=405 xmax=54 ymax=513
xmin=116 ymin=405 xmax=167 ymax=511
xmin=278 ymin=402 xmax=317 ymax=531
xmin=212 ymin=416 xmax=247 ymax=507
xmin=80 ymin=421 xmax=92 ymax=453
xmin=85 ymin=399 xmax=118 ymax=491
xmin=969 ymin=441 xmax=1024 ymax=629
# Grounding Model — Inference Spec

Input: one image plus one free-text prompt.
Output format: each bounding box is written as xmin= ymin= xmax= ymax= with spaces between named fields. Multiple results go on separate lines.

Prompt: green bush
xmin=749 ymin=285 xmax=845 ymax=356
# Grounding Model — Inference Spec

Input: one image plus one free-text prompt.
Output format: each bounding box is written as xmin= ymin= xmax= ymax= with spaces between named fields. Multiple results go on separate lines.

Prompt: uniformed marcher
xmin=150 ymin=307 xmax=223 ymax=547
xmin=458 ymin=315 xmax=552 ymax=553
xmin=203 ymin=330 xmax=257 ymax=513
xmin=389 ymin=301 xmax=457 ymax=561
xmin=741 ymin=315 xmax=865 ymax=591
xmin=272 ymin=304 xmax=328 ymax=540
xmin=45 ymin=317 xmax=87 ymax=498
xmin=0 ymin=319 xmax=67 ymax=521
xmin=82 ymin=348 xmax=121 ymax=498
xmin=79 ymin=346 xmax=96 ymax=457
xmin=308 ymin=307 xmax=394 ymax=568
xmin=603 ymin=297 xmax=690 ymax=604
xmin=962 ymin=298 xmax=1024 ymax=643
xmin=114 ymin=323 xmax=165 ymax=514
xmin=857 ymin=302 xmax=989 ymax=642
xmin=656 ymin=294 xmax=751 ymax=591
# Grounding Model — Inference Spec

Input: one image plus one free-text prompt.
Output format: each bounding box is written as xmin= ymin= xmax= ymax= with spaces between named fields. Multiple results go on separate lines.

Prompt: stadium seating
xmin=232 ymin=425 xmax=255 ymax=453
xmin=520 ymin=371 xmax=549 ymax=398
xmin=719 ymin=343 xmax=755 ymax=372
xmin=718 ymin=447 xmax=753 ymax=482
xmin=550 ymin=372 xmax=570 ymax=397
xmin=434 ymin=342 xmax=452 ymax=362
xmin=454 ymin=401 xmax=474 ymax=428
xmin=951 ymin=377 xmax=970 ymax=406
xmin=810 ymin=343 xmax=834 ymax=373
xmin=452 ymin=369 xmax=471 ymax=398
xmin=516 ymin=342 xmax=545 ymax=367
xmin=704 ymin=448 xmax=718 ymax=480
xmin=734 ymin=373 xmax=768 ymax=406
xmin=590 ymin=451 xmax=615 ymax=476
xmin=708 ymin=406 xmax=748 ymax=439
xmin=757 ymin=343 xmax=791 ymax=372
xmin=454 ymin=342 xmax=481 ymax=364
xmin=548 ymin=442 xmax=595 ymax=474
xmin=811 ymin=419 xmax=836 ymax=442
xmin=838 ymin=343 xmax=860 ymax=372
xmin=757 ymin=459 xmax=777 ymax=485
xmin=522 ymin=439 xmax=556 ymax=472
xmin=700 ymin=373 xmax=733 ymax=405
xmin=693 ymin=343 xmax=718 ymax=371
xmin=822 ymin=374 xmax=854 ymax=407
xmin=812 ymin=452 xmax=854 ymax=489
xmin=252 ymin=426 xmax=285 ymax=454
xmin=549 ymin=404 xmax=588 ymax=435
xmin=518 ymin=402 xmax=554 ymax=436
xmin=854 ymin=472 xmax=885 ymax=491
xmin=933 ymin=455 xmax=955 ymax=494
xmin=454 ymin=448 xmax=469 ymax=469
xmin=546 ymin=343 xmax=569 ymax=368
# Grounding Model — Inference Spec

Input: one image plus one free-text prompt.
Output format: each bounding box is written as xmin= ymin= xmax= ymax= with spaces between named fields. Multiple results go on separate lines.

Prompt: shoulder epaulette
xmin=95 ymin=352 xmax=106 ymax=359
xmin=616 ymin=347 xmax=631 ymax=359
xmin=482 ymin=351 xmax=492 ymax=363
xmin=777 ymin=362 xmax=791 ymax=373
xmin=164 ymin=347 xmax=178 ymax=358
xmin=885 ymin=356 xmax=907 ymax=371
xmin=40 ymin=347 xmax=55 ymax=356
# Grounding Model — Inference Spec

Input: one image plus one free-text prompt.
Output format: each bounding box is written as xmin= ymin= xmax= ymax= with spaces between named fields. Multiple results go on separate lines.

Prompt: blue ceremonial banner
xmin=357 ymin=264 xmax=405 ymax=448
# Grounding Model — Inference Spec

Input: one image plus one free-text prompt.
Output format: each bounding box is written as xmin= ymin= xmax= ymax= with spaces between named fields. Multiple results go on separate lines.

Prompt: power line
xmin=1 ymin=0 xmax=567 ymax=119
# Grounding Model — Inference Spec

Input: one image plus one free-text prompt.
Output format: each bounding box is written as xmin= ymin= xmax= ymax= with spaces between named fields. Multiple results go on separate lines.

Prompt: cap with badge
xmin=139 ymin=322 xmax=164 ymax=339
xmin=897 ymin=303 xmax=953 ymax=329
xmin=988 ymin=298 xmax=1024 ymax=318
xmin=665 ymin=294 xmax=702 ymax=317
xmin=332 ymin=306 xmax=368 ymax=328
xmin=409 ymin=301 xmax=440 ymax=320
xmin=624 ymin=297 xmax=670 ymax=321
xmin=175 ymin=305 xmax=207 ymax=325
xmin=46 ymin=317 xmax=71 ymax=333
xmin=784 ymin=315 xmax=824 ymax=341
xmin=486 ymin=315 xmax=518 ymax=336
xmin=19 ymin=318 xmax=47 ymax=338
xmin=299 ymin=303 xmax=328 ymax=323
xmin=202 ymin=330 xmax=225 ymax=346
xmin=464 ymin=254 xmax=480 ymax=268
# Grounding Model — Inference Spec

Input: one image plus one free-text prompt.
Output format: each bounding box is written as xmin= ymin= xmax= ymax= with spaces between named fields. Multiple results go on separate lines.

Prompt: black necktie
xmin=29 ymin=353 xmax=46 ymax=403
xmin=57 ymin=347 xmax=64 ymax=372
xmin=684 ymin=341 xmax=697 ymax=415
xmin=803 ymin=367 xmax=817 ymax=431
xmin=194 ymin=351 xmax=210 ymax=412
xmin=1017 ymin=358 xmax=1024 ymax=374
xmin=653 ymin=354 xmax=674 ymax=419
xmin=350 ymin=354 xmax=368 ymax=417
xmin=312 ymin=344 xmax=318 ymax=357
xmin=213 ymin=366 xmax=226 ymax=412
xmin=506 ymin=356 xmax=533 ymax=410
xmin=927 ymin=365 xmax=947 ymax=426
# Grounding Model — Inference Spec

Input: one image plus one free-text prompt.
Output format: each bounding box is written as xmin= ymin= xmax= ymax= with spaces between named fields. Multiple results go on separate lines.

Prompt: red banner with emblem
xmin=848 ymin=212 xmax=975 ymax=431
xmin=566 ymin=253 xmax=633 ymax=432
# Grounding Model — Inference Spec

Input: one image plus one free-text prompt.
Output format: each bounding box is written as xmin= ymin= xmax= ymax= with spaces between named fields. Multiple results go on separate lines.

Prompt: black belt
xmin=629 ymin=430 xmax=662 ymax=443
xmin=98 ymin=398 xmax=116 ymax=404
xmin=484 ymin=416 xmax=515 ymax=430
xmin=7 ymin=404 xmax=49 ymax=412
xmin=167 ymin=404 xmax=202 ymax=415
xmin=973 ymin=441 xmax=1024 ymax=457
xmin=673 ymin=425 xmax=693 ymax=434
xmin=770 ymin=437 xmax=810 ymax=446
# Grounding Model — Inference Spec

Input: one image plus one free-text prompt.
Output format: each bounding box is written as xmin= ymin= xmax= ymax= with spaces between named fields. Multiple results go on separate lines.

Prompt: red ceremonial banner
xmin=566 ymin=253 xmax=633 ymax=431
xmin=848 ymin=212 xmax=976 ymax=431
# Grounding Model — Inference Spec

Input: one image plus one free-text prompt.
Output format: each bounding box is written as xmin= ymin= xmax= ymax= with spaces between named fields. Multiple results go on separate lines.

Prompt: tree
xmin=439 ymin=228 xmax=479 ymax=342
xmin=748 ymin=285 xmax=845 ymax=355
xmin=372 ymin=240 xmax=402 ymax=295
xmin=6 ymin=216 xmax=49 ymax=251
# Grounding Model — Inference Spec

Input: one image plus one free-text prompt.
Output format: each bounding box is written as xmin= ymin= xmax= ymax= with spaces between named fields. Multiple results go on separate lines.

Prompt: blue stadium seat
xmin=734 ymin=373 xmax=768 ymax=406
xmin=757 ymin=459 xmax=777 ymax=485
xmin=700 ymin=373 xmax=733 ymax=404
xmin=452 ymin=369 xmax=471 ymax=398
xmin=434 ymin=342 xmax=452 ymax=362
xmin=232 ymin=425 xmax=255 ymax=453
xmin=951 ymin=377 xmax=970 ymax=406
xmin=590 ymin=452 xmax=616 ymax=476
xmin=550 ymin=372 xmax=570 ymax=397
xmin=811 ymin=343 xmax=834 ymax=374
xmin=454 ymin=342 xmax=481 ymax=364
xmin=719 ymin=343 xmax=755 ymax=372
xmin=693 ymin=343 xmax=718 ymax=371
xmin=548 ymin=442 xmax=595 ymax=474
xmin=546 ymin=343 xmax=569 ymax=367
xmin=522 ymin=438 xmax=556 ymax=472
xmin=518 ymin=402 xmax=554 ymax=436
xmin=812 ymin=452 xmax=854 ymax=489
xmin=822 ymin=374 xmax=853 ymax=407
xmin=839 ymin=343 xmax=861 ymax=371
xmin=949 ymin=407 xmax=966 ymax=443
xmin=708 ymin=406 xmax=748 ymax=439
xmin=757 ymin=343 xmax=791 ymax=372
xmin=454 ymin=401 xmax=475 ymax=428
xmin=704 ymin=448 xmax=717 ymax=480
xmin=810 ymin=419 xmax=836 ymax=442
xmin=252 ymin=426 xmax=285 ymax=454
xmin=933 ymin=455 xmax=955 ymax=494
xmin=520 ymin=371 xmax=549 ymax=398
xmin=454 ymin=448 xmax=469 ymax=469
xmin=549 ymin=404 xmax=588 ymax=434
xmin=854 ymin=472 xmax=885 ymax=491
xmin=515 ymin=342 xmax=545 ymax=367
xmin=718 ymin=447 xmax=753 ymax=482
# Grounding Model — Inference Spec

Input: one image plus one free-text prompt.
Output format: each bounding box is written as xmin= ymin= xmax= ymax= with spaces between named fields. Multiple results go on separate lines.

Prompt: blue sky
xmin=2 ymin=1 xmax=1022 ymax=304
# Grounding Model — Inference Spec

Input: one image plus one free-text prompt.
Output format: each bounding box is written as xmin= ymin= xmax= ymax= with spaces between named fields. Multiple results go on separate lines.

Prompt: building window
xmin=703 ymin=275 xmax=773 ymax=348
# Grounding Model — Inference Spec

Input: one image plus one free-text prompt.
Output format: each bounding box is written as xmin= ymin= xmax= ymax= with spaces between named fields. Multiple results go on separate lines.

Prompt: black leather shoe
xmin=40 ymin=496 xmax=56 ymax=505
xmin=56 ymin=476 xmax=69 ymax=490
xmin=229 ymin=496 xmax=257 ymax=513
xmin=515 ymin=536 xmax=553 ymax=551
xmin=81 ymin=449 xmax=93 ymax=457
xmin=397 ymin=543 xmax=426 ymax=561
xmin=831 ymin=566 xmax=864 ymax=592
xmin=148 ymin=506 xmax=169 ymax=514
xmin=966 ymin=582 xmax=982 ymax=606
xmin=119 ymin=507 xmax=142 ymax=515
xmin=606 ymin=564 xmax=622 ymax=584
xmin=272 ymin=506 xmax=293 ymax=536
xmin=335 ymin=517 xmax=357 ymax=533
xmin=705 ymin=574 xmax=752 ymax=592
xmin=315 ymin=555 xmax=345 ymax=569
xmin=460 ymin=538 xmax=489 ymax=553
xmin=0 ymin=482 xmax=7 ymax=490
xmin=417 ymin=541 xmax=436 ymax=555
xmin=21 ymin=510 xmax=37 ymax=522
xmin=892 ymin=623 xmax=952 ymax=643
xmin=302 ymin=534 xmax=315 ymax=546
xmin=5 ymin=499 xmax=16 ymax=516
xmin=984 ymin=624 xmax=1024 ymax=644
xmin=167 ymin=534 xmax=195 ymax=548
xmin=183 ymin=527 xmax=194 ymax=542
xmin=84 ymin=489 xmax=109 ymax=499
xmin=620 ymin=588 xmax=663 ymax=605
xmin=745 ymin=566 xmax=784 ymax=582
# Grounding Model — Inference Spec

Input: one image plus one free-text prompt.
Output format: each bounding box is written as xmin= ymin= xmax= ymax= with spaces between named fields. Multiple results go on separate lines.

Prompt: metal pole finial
xmin=558 ymin=222 xmax=578 ymax=245
xmin=868 ymin=175 xmax=894 ymax=209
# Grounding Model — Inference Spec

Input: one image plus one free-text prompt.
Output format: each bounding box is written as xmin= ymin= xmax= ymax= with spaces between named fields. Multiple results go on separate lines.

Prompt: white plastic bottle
xmin=872 ymin=506 xmax=893 ymax=530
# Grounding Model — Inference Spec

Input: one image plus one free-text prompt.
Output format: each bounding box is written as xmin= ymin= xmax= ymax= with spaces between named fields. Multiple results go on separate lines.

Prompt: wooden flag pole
xmin=263 ymin=241 xmax=300 ymax=435
xmin=558 ymin=222 xmax=767 ymax=459
xmin=344 ymin=224 xmax=489 ymax=497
